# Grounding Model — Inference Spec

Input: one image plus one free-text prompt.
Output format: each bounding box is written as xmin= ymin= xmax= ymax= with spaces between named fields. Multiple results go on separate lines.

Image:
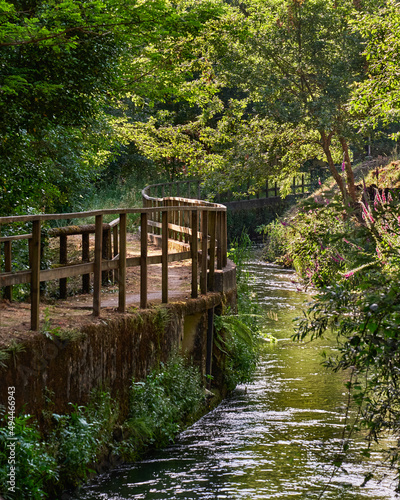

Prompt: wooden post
xmin=200 ymin=210 xmax=208 ymax=295
xmin=208 ymin=211 xmax=216 ymax=291
xmin=31 ymin=220 xmax=41 ymax=331
xmin=82 ymin=233 xmax=90 ymax=293
xmin=206 ymin=307 xmax=214 ymax=389
xmin=216 ymin=211 xmax=222 ymax=270
xmin=102 ymin=227 xmax=111 ymax=285
xmin=162 ymin=210 xmax=168 ymax=303
xmin=222 ymin=210 xmax=228 ymax=268
xmin=4 ymin=241 xmax=12 ymax=301
xmin=191 ymin=210 xmax=198 ymax=298
xmin=140 ymin=212 xmax=148 ymax=309
xmin=293 ymin=176 xmax=296 ymax=194
xmin=266 ymin=179 xmax=269 ymax=198
xmin=274 ymin=182 xmax=278 ymax=197
xmin=113 ymin=225 xmax=119 ymax=283
xmin=93 ymin=214 xmax=103 ymax=317
xmin=59 ymin=234 xmax=67 ymax=299
xmin=118 ymin=213 xmax=127 ymax=313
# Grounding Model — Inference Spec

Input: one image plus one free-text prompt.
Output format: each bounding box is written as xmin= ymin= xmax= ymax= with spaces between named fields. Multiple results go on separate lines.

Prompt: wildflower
xmin=361 ymin=202 xmax=375 ymax=223
xmin=344 ymin=271 xmax=354 ymax=278
xmin=318 ymin=178 xmax=322 ymax=186
xmin=388 ymin=191 xmax=393 ymax=202
xmin=336 ymin=253 xmax=345 ymax=261
xmin=341 ymin=162 xmax=345 ymax=172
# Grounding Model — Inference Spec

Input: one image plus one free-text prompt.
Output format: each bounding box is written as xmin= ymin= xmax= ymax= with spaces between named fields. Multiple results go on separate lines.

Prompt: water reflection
xmin=74 ymin=262 xmax=399 ymax=499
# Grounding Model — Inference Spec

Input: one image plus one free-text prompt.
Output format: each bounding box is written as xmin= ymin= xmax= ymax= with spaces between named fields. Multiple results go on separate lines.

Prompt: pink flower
xmin=342 ymin=162 xmax=345 ymax=172
xmin=318 ymin=178 xmax=322 ymax=186
xmin=344 ymin=271 xmax=354 ymax=278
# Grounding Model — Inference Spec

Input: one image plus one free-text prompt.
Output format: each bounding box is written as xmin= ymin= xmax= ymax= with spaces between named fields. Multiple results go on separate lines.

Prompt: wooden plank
xmin=200 ymin=210 xmax=208 ymax=295
xmin=222 ymin=210 xmax=228 ymax=268
xmin=93 ymin=214 xmax=103 ymax=316
xmin=113 ymin=225 xmax=119 ymax=283
xmin=208 ymin=211 xmax=216 ymax=291
xmin=126 ymin=256 xmax=141 ymax=267
xmin=31 ymin=220 xmax=41 ymax=331
xmin=191 ymin=210 xmax=198 ymax=298
xmin=216 ymin=211 xmax=222 ymax=270
xmin=140 ymin=212 xmax=148 ymax=309
xmin=118 ymin=213 xmax=127 ymax=313
xmin=162 ymin=210 xmax=168 ymax=303
xmin=102 ymin=227 xmax=112 ymax=284
xmin=4 ymin=240 xmax=12 ymax=300
xmin=0 ymin=233 xmax=31 ymax=243
xmin=0 ymin=270 xmax=31 ymax=287
xmin=59 ymin=234 xmax=67 ymax=299
xmin=82 ymin=233 xmax=90 ymax=293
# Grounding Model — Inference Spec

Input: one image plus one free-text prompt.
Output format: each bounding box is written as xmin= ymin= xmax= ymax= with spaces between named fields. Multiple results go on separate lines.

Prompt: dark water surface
xmin=74 ymin=260 xmax=399 ymax=499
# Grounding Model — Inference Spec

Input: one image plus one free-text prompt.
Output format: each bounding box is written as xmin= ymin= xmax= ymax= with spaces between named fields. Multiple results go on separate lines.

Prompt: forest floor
xmin=0 ymin=233 xmax=194 ymax=348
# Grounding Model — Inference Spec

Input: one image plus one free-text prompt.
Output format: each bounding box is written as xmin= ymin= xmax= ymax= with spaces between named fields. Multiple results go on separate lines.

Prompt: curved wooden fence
xmin=0 ymin=183 xmax=227 ymax=331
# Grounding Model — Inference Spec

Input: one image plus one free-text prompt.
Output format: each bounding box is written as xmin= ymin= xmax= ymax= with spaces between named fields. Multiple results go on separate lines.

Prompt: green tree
xmin=350 ymin=1 xmax=400 ymax=136
xmin=210 ymin=0 xmax=376 ymax=201
xmin=0 ymin=0 xmax=226 ymax=215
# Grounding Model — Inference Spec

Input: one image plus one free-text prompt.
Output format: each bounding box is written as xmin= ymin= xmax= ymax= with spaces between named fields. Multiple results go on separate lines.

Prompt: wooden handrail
xmin=0 ymin=192 xmax=227 ymax=330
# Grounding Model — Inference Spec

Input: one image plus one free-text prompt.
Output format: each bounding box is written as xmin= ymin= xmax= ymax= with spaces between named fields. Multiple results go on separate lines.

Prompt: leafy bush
xmin=0 ymin=390 xmax=118 ymax=499
xmin=48 ymin=390 xmax=117 ymax=490
xmin=124 ymin=354 xmax=204 ymax=456
xmin=0 ymin=412 xmax=58 ymax=499
xmin=292 ymin=188 xmax=400 ymax=483
xmin=215 ymin=232 xmax=262 ymax=391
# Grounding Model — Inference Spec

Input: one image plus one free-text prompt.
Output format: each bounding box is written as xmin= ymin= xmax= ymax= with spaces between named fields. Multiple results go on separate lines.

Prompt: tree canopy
xmin=0 ymin=0 xmax=225 ymax=215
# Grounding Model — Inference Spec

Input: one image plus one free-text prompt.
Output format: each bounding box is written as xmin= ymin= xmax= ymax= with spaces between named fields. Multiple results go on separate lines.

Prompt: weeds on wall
xmin=120 ymin=354 xmax=204 ymax=459
xmin=0 ymin=354 xmax=207 ymax=499
xmin=214 ymin=232 xmax=262 ymax=391
xmin=0 ymin=390 xmax=117 ymax=499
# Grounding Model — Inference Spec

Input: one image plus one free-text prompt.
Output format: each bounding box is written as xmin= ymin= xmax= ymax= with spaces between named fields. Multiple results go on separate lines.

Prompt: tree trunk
xmin=320 ymin=131 xmax=346 ymax=200
xmin=339 ymin=136 xmax=357 ymax=203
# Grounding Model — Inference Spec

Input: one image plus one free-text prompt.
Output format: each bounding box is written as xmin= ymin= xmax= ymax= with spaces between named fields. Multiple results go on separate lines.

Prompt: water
xmin=74 ymin=260 xmax=399 ymax=499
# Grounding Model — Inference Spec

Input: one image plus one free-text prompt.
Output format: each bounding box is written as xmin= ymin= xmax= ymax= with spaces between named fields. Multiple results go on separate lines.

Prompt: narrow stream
xmin=74 ymin=260 xmax=399 ymax=499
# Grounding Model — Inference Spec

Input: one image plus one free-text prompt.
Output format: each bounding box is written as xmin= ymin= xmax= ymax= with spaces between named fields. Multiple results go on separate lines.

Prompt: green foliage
xmin=0 ymin=390 xmax=118 ymax=498
xmin=47 ymin=390 xmax=117 ymax=490
xmin=290 ymin=186 xmax=400 ymax=482
xmin=350 ymin=1 xmax=400 ymax=135
xmin=0 ymin=412 xmax=58 ymax=499
xmin=215 ymin=232 xmax=262 ymax=391
xmin=124 ymin=354 xmax=204 ymax=456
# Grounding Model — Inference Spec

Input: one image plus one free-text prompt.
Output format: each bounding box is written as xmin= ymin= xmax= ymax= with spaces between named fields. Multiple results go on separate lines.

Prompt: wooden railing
xmin=0 ymin=190 xmax=227 ymax=331
xmin=144 ymin=176 xmax=312 ymax=204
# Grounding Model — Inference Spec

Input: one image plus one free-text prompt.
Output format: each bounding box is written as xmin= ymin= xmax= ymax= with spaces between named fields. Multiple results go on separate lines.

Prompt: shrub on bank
xmin=0 ymin=355 xmax=207 ymax=499
xmin=272 ymin=184 xmax=400 ymax=484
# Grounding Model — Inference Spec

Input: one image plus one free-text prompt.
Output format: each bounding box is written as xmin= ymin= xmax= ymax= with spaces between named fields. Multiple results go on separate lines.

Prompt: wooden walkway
xmin=0 ymin=182 xmax=227 ymax=333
